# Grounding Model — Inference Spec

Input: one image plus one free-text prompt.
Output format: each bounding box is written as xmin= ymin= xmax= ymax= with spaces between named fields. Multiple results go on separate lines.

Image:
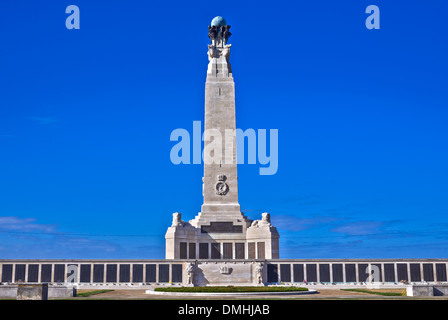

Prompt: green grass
xmin=154 ymin=286 xmax=308 ymax=293
xmin=340 ymin=289 xmax=405 ymax=296
xmin=77 ymin=290 xmax=114 ymax=297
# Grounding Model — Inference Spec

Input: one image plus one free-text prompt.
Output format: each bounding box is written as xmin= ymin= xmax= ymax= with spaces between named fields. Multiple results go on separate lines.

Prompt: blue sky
xmin=0 ymin=0 xmax=447 ymax=259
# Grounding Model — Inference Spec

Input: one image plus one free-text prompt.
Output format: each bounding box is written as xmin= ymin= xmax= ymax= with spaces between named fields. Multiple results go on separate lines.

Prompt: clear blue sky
xmin=0 ymin=0 xmax=447 ymax=259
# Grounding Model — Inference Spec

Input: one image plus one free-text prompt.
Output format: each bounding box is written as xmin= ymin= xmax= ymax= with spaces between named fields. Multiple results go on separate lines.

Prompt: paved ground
xmin=75 ymin=288 xmax=448 ymax=300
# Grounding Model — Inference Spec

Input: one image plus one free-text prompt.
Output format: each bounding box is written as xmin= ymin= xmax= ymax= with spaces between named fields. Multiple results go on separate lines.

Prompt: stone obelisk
xmin=165 ymin=17 xmax=279 ymax=260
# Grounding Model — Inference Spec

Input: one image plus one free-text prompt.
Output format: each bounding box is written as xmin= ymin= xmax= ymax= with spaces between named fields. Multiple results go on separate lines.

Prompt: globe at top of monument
xmin=211 ymin=16 xmax=227 ymax=27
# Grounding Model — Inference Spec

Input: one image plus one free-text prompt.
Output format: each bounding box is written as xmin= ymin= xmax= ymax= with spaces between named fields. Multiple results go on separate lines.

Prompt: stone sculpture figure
xmin=255 ymin=262 xmax=264 ymax=285
xmin=171 ymin=212 xmax=184 ymax=227
xmin=186 ymin=262 xmax=195 ymax=285
xmin=250 ymin=212 xmax=272 ymax=228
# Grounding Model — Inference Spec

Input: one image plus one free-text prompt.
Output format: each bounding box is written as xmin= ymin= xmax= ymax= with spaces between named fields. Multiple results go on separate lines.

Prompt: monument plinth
xmin=165 ymin=17 xmax=279 ymax=261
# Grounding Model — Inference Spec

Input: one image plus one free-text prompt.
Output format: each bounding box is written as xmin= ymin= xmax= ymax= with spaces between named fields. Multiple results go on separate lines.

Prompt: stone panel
xmin=189 ymin=243 xmax=196 ymax=259
xmin=1 ymin=264 xmax=13 ymax=282
xmin=293 ymin=264 xmax=304 ymax=282
xmin=345 ymin=264 xmax=356 ymax=282
xmin=384 ymin=263 xmax=395 ymax=282
xmin=15 ymin=264 xmax=26 ymax=282
xmin=199 ymin=243 xmax=209 ymax=259
xmin=195 ymin=262 xmax=252 ymax=286
xmin=80 ymin=264 xmax=91 ymax=283
xmin=410 ymin=263 xmax=421 ymax=282
xmin=41 ymin=264 xmax=52 ymax=283
xmin=397 ymin=263 xmax=408 ymax=282
xmin=235 ymin=243 xmax=245 ymax=259
xmin=54 ymin=264 xmax=65 ymax=283
xmin=223 ymin=243 xmax=233 ymax=259
xmin=257 ymin=242 xmax=265 ymax=259
xmin=130 ymin=264 xmax=142 ymax=283
xmin=211 ymin=242 xmax=221 ymax=259
xmin=172 ymin=264 xmax=182 ymax=283
xmin=306 ymin=264 xmax=317 ymax=282
xmin=267 ymin=264 xmax=278 ymax=283
xmin=372 ymin=264 xmax=382 ymax=282
xmin=436 ymin=264 xmax=447 ymax=282
xmin=27 ymin=264 xmax=39 ymax=283
xmin=180 ymin=242 xmax=187 ymax=259
xmin=358 ymin=264 xmax=368 ymax=282
xmin=248 ymin=242 xmax=255 ymax=259
xmin=119 ymin=264 xmax=131 ymax=283
xmin=93 ymin=264 xmax=104 ymax=283
xmin=145 ymin=264 xmax=156 ymax=283
xmin=280 ymin=264 xmax=291 ymax=282
xmin=201 ymin=222 xmax=242 ymax=234
xmin=332 ymin=264 xmax=343 ymax=283
xmin=423 ymin=264 xmax=434 ymax=282
xmin=106 ymin=264 xmax=117 ymax=283
xmin=159 ymin=264 xmax=169 ymax=283
xmin=319 ymin=264 xmax=330 ymax=283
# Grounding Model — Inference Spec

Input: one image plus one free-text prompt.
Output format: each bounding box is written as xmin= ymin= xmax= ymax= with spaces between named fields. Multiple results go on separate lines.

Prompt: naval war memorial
xmin=0 ymin=17 xmax=447 ymax=296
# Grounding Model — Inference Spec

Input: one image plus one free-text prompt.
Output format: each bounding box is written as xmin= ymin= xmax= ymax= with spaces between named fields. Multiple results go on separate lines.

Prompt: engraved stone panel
xmin=201 ymin=222 xmax=242 ymax=234
xmin=27 ymin=264 xmax=39 ymax=283
xmin=211 ymin=242 xmax=221 ymax=259
xmin=145 ymin=264 xmax=156 ymax=283
xmin=397 ymin=263 xmax=408 ymax=281
xmin=172 ymin=264 xmax=182 ymax=283
xmin=345 ymin=264 xmax=356 ymax=282
xmin=372 ymin=264 xmax=382 ymax=282
xmin=423 ymin=264 xmax=434 ymax=282
xmin=195 ymin=262 xmax=252 ymax=286
xmin=1 ymin=264 xmax=13 ymax=282
xmin=132 ymin=264 xmax=143 ymax=283
xmin=223 ymin=243 xmax=233 ymax=259
xmin=93 ymin=264 xmax=104 ymax=283
xmin=257 ymin=242 xmax=265 ymax=259
xmin=106 ymin=264 xmax=117 ymax=283
xmin=332 ymin=264 xmax=343 ymax=283
xmin=54 ymin=264 xmax=65 ymax=283
xmin=235 ymin=243 xmax=245 ymax=259
xmin=358 ymin=264 xmax=368 ymax=282
xmin=436 ymin=264 xmax=447 ymax=282
xmin=80 ymin=264 xmax=91 ymax=283
xmin=189 ymin=243 xmax=196 ymax=259
xmin=180 ymin=242 xmax=187 ymax=259
xmin=319 ymin=264 xmax=330 ymax=283
xmin=199 ymin=243 xmax=209 ymax=259
xmin=306 ymin=264 xmax=317 ymax=282
xmin=410 ymin=263 xmax=421 ymax=282
xmin=293 ymin=264 xmax=304 ymax=282
xmin=15 ymin=264 xmax=26 ymax=282
xmin=248 ymin=242 xmax=256 ymax=259
xmin=267 ymin=264 xmax=278 ymax=283
xmin=119 ymin=264 xmax=131 ymax=283
xmin=384 ymin=263 xmax=395 ymax=282
xmin=280 ymin=264 xmax=291 ymax=282
xmin=159 ymin=264 xmax=169 ymax=283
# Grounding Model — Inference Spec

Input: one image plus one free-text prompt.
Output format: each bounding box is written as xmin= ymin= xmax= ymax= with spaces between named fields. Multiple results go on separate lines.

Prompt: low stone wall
xmin=406 ymin=284 xmax=448 ymax=296
xmin=1 ymin=259 xmax=447 ymax=287
xmin=0 ymin=284 xmax=76 ymax=299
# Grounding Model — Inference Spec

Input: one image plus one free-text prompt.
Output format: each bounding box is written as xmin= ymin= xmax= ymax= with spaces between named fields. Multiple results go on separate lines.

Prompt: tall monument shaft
xmin=165 ymin=17 xmax=279 ymax=260
xmin=200 ymin=23 xmax=242 ymax=218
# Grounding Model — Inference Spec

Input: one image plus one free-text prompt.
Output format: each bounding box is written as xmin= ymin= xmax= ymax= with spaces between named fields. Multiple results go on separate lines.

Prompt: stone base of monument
xmin=191 ymin=261 xmax=264 ymax=287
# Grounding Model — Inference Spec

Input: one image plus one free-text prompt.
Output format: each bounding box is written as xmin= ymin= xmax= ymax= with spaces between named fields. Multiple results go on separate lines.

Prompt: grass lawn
xmin=154 ymin=286 xmax=308 ymax=293
xmin=76 ymin=290 xmax=114 ymax=297
xmin=340 ymin=289 xmax=405 ymax=296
